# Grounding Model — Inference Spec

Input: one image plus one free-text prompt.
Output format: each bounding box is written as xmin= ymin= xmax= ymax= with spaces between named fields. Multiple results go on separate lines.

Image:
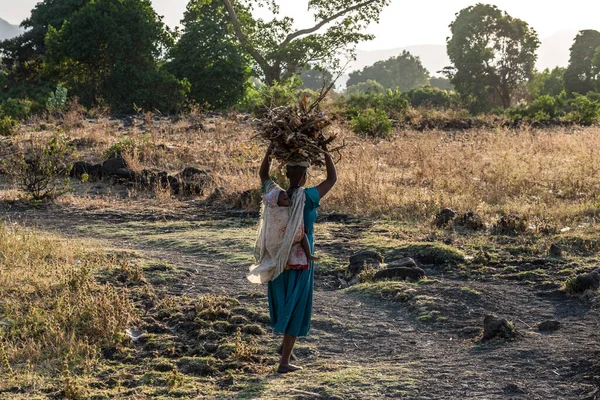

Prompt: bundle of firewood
xmin=255 ymin=96 xmax=338 ymax=167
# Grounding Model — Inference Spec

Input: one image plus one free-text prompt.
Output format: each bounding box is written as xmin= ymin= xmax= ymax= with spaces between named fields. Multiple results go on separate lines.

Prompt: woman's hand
xmin=316 ymin=151 xmax=337 ymax=199
xmin=260 ymin=143 xmax=274 ymax=183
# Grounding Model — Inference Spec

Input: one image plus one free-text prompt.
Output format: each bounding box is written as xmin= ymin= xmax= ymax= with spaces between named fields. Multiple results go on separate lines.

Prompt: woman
xmin=258 ymin=144 xmax=337 ymax=373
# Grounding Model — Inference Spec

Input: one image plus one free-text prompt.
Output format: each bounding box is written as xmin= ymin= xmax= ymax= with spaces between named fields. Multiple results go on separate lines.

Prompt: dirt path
xmin=2 ymin=202 xmax=599 ymax=399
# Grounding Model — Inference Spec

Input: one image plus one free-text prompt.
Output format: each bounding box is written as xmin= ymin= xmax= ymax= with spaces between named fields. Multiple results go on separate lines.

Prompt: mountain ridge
xmin=0 ymin=17 xmax=24 ymax=41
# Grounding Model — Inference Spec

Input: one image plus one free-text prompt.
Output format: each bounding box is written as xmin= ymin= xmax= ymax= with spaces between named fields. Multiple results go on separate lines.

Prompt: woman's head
xmin=286 ymin=165 xmax=308 ymax=187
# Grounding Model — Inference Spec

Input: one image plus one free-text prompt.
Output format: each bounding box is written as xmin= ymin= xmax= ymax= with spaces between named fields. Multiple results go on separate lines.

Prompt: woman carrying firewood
xmin=256 ymin=143 xmax=337 ymax=373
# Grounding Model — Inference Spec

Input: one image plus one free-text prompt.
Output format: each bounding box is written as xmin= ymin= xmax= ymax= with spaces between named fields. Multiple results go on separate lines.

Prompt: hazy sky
xmin=4 ymin=0 xmax=600 ymax=49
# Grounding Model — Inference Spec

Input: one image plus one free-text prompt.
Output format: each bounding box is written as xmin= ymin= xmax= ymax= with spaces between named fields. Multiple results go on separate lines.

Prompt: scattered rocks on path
xmin=538 ymin=320 xmax=561 ymax=332
xmin=482 ymin=314 xmax=517 ymax=341
xmin=373 ymin=265 xmax=425 ymax=282
xmin=114 ymin=168 xmax=136 ymax=181
xmin=70 ymin=161 xmax=102 ymax=180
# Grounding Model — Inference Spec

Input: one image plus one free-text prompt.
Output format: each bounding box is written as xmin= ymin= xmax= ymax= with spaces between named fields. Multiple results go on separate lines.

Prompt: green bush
xmin=404 ymin=86 xmax=454 ymax=108
xmin=240 ymin=81 xmax=299 ymax=115
xmin=345 ymin=80 xmax=385 ymax=96
xmin=47 ymin=84 xmax=68 ymax=113
xmin=10 ymin=135 xmax=74 ymax=201
xmin=105 ymin=138 xmax=137 ymax=159
xmin=566 ymin=94 xmax=600 ymax=126
xmin=527 ymin=95 xmax=561 ymax=119
xmin=0 ymin=116 xmax=19 ymax=136
xmin=345 ymin=88 xmax=408 ymax=119
xmin=351 ymin=108 xmax=393 ymax=138
xmin=0 ymin=98 xmax=33 ymax=120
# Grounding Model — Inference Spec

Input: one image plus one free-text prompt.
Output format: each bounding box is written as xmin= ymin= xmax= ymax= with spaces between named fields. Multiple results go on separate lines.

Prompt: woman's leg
xmin=278 ymin=334 xmax=302 ymax=373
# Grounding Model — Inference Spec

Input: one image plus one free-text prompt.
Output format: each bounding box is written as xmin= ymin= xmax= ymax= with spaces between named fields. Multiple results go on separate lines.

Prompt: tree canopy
xmin=219 ymin=0 xmax=389 ymax=85
xmin=445 ymin=3 xmax=539 ymax=111
xmin=166 ymin=0 xmax=250 ymax=109
xmin=299 ymin=68 xmax=334 ymax=91
xmin=564 ymin=30 xmax=600 ymax=95
xmin=346 ymin=50 xmax=429 ymax=91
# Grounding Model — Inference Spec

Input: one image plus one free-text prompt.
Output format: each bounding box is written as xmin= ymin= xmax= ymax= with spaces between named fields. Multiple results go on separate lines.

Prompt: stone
xmin=457 ymin=211 xmax=485 ymax=230
xmin=373 ymin=266 xmax=426 ymax=282
xmin=538 ymin=320 xmax=561 ymax=332
xmin=347 ymin=250 xmax=384 ymax=275
xmin=102 ymin=157 xmax=127 ymax=176
xmin=435 ymin=208 xmax=456 ymax=227
xmin=114 ymin=168 xmax=136 ymax=181
xmin=70 ymin=161 xmax=102 ymax=180
xmin=549 ymin=244 xmax=563 ymax=258
xmin=387 ymin=257 xmax=419 ymax=269
xmin=178 ymin=167 xmax=212 ymax=195
xmin=570 ymin=272 xmax=600 ymax=293
xmin=482 ymin=314 xmax=516 ymax=341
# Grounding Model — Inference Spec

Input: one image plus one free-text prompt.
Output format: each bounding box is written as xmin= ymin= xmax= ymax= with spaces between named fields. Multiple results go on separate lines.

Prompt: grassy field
xmin=1 ymin=114 xmax=600 ymax=398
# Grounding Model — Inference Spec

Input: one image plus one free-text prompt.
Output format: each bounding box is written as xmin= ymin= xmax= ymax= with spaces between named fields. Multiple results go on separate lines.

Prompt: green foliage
xmin=404 ymin=86 xmax=454 ymax=108
xmin=527 ymin=95 xmax=561 ymax=119
xmin=429 ymin=76 xmax=454 ymax=91
xmin=564 ymin=30 xmax=600 ymax=95
xmin=566 ymin=94 xmax=600 ymax=126
xmin=351 ymin=108 xmax=393 ymax=138
xmin=528 ymin=67 xmax=566 ymax=99
xmin=166 ymin=0 xmax=250 ymax=109
xmin=10 ymin=135 xmax=74 ymax=201
xmin=0 ymin=116 xmax=19 ymax=136
xmin=43 ymin=0 xmax=188 ymax=113
xmin=345 ymin=80 xmax=385 ymax=96
xmin=46 ymin=83 xmax=68 ymax=113
xmin=446 ymin=4 xmax=540 ymax=111
xmin=344 ymin=87 xmax=408 ymax=119
xmin=105 ymin=138 xmax=138 ymax=159
xmin=0 ymin=98 xmax=32 ymax=120
xmin=347 ymin=51 xmax=429 ymax=91
xmin=224 ymin=0 xmax=389 ymax=85
xmin=299 ymin=68 xmax=334 ymax=91
xmin=240 ymin=80 xmax=299 ymax=115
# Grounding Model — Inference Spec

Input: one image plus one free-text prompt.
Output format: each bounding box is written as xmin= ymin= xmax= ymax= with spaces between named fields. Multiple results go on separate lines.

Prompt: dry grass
xmin=0 ymin=223 xmax=136 ymax=395
xmin=9 ymin=114 xmax=600 ymax=227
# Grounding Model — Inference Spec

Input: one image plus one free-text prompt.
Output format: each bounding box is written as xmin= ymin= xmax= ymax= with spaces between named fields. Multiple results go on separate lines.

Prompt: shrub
xmin=105 ymin=138 xmax=137 ymax=159
xmin=404 ymin=86 xmax=454 ymax=108
xmin=10 ymin=135 xmax=74 ymax=201
xmin=345 ymin=88 xmax=408 ymax=119
xmin=0 ymin=116 xmax=19 ymax=136
xmin=47 ymin=83 xmax=68 ymax=113
xmin=345 ymin=80 xmax=385 ymax=96
xmin=566 ymin=94 xmax=600 ymax=126
xmin=527 ymin=94 xmax=561 ymax=119
xmin=0 ymin=98 xmax=33 ymax=120
xmin=351 ymin=108 xmax=393 ymax=138
xmin=240 ymin=80 xmax=299 ymax=115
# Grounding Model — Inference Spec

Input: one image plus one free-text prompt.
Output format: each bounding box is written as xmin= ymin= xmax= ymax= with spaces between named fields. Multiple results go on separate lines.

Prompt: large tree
xmin=43 ymin=0 xmax=187 ymax=113
xmin=346 ymin=50 xmax=429 ymax=91
xmin=445 ymin=3 xmax=539 ymax=110
xmin=299 ymin=68 xmax=334 ymax=90
xmin=166 ymin=0 xmax=250 ymax=109
xmin=219 ymin=0 xmax=389 ymax=85
xmin=564 ymin=30 xmax=600 ymax=95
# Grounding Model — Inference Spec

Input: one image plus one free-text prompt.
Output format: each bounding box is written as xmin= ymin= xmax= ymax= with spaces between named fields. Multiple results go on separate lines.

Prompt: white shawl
xmin=247 ymin=181 xmax=306 ymax=284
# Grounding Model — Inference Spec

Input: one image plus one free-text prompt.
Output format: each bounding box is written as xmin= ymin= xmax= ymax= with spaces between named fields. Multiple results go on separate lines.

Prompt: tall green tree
xmin=445 ymin=3 xmax=539 ymax=111
xmin=219 ymin=0 xmax=389 ymax=85
xmin=346 ymin=51 xmax=429 ymax=91
xmin=564 ymin=30 xmax=600 ymax=95
xmin=166 ymin=0 xmax=250 ymax=109
xmin=44 ymin=0 xmax=188 ymax=113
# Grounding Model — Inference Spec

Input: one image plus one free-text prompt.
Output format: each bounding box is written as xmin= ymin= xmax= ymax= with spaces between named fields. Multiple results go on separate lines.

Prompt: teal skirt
xmin=267 ymin=234 xmax=315 ymax=337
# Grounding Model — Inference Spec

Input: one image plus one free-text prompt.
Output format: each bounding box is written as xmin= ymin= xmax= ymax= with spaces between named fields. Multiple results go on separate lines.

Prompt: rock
xmin=457 ymin=211 xmax=485 ymax=230
xmin=373 ymin=266 xmax=426 ymax=282
xmin=114 ymin=168 xmax=136 ymax=181
xmin=493 ymin=214 xmax=528 ymax=235
xmin=482 ymin=314 xmax=516 ymax=341
xmin=387 ymin=257 xmax=419 ymax=269
xmin=435 ymin=208 xmax=456 ymax=227
xmin=347 ymin=250 xmax=384 ymax=275
xmin=538 ymin=320 xmax=561 ymax=332
xmin=549 ymin=244 xmax=563 ymax=258
xmin=70 ymin=161 xmax=102 ymax=180
xmin=102 ymin=157 xmax=127 ymax=176
xmin=167 ymin=176 xmax=180 ymax=193
xmin=569 ymin=272 xmax=600 ymax=293
xmin=178 ymin=167 xmax=212 ymax=195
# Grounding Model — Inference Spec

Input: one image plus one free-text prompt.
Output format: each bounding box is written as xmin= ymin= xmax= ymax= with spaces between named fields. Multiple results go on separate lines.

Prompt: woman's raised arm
xmin=259 ymin=145 xmax=274 ymax=184
xmin=316 ymin=151 xmax=337 ymax=199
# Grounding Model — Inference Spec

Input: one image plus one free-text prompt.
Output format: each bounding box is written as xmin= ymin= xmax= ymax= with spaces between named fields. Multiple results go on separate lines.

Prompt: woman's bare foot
xmin=277 ymin=364 xmax=303 ymax=373
xmin=307 ymin=254 xmax=320 ymax=262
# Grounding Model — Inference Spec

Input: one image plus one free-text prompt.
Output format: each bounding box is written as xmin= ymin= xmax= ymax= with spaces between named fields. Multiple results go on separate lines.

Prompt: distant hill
xmin=341 ymin=31 xmax=578 ymax=89
xmin=0 ymin=17 xmax=24 ymax=41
